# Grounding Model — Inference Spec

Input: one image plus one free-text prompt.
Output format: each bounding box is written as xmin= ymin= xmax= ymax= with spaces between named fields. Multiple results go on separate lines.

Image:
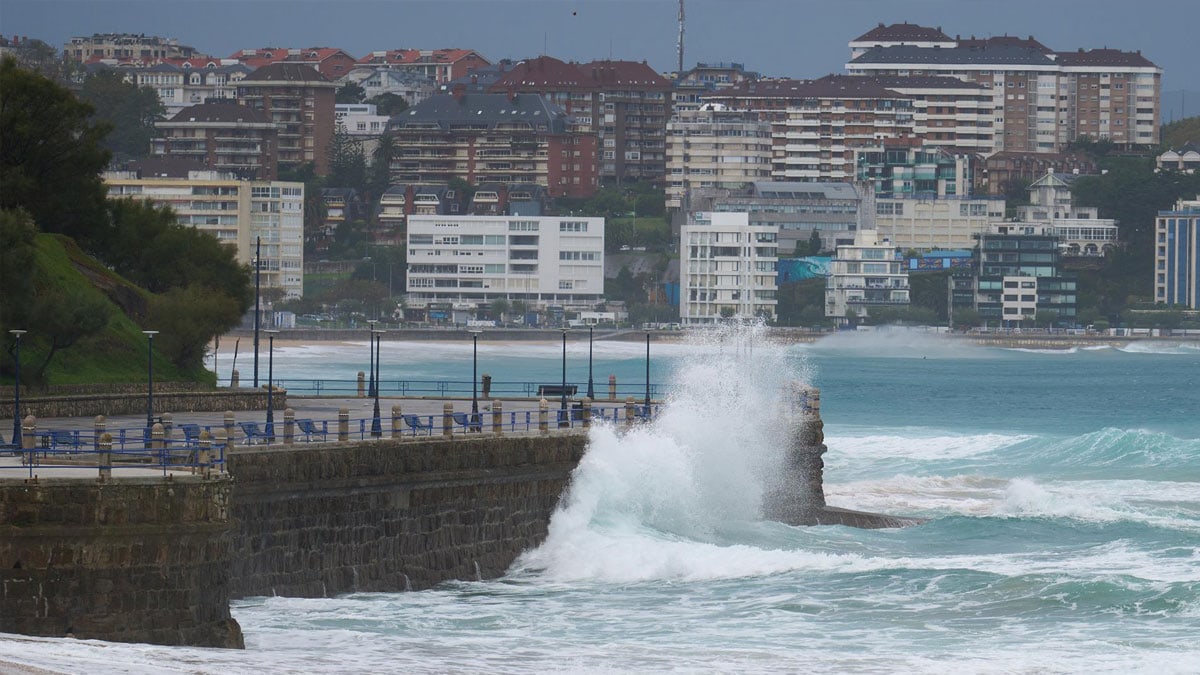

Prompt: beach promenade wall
xmin=0 ymin=476 xmax=244 ymax=648
xmin=226 ymin=433 xmax=588 ymax=597
xmin=0 ymin=389 xmax=285 ymax=421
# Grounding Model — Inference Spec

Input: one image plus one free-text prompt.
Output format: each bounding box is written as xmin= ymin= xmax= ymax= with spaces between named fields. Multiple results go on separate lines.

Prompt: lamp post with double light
xmin=366 ymin=319 xmax=378 ymax=397
xmin=469 ymin=329 xmax=481 ymax=430
xmin=586 ymin=324 xmax=595 ymax=401
xmin=8 ymin=330 xmax=26 ymax=448
xmin=265 ymin=330 xmax=278 ymax=441
xmin=143 ymin=330 xmax=159 ymax=439
xmin=253 ymin=236 xmax=261 ymax=388
xmin=371 ymin=329 xmax=384 ymax=437
xmin=644 ymin=331 xmax=651 ymax=411
xmin=560 ymin=327 xmax=569 ymax=426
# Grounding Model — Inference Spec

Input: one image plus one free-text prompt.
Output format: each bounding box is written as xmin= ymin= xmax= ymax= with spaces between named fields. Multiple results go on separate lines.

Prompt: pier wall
xmin=0 ymin=390 xmax=286 ymax=420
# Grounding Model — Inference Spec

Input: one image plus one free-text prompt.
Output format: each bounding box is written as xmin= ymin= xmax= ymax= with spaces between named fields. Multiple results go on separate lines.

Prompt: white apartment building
xmin=1015 ymin=170 xmax=1118 ymax=256
xmin=103 ymin=169 xmax=305 ymax=298
xmin=825 ymin=230 xmax=909 ymax=323
xmin=680 ymin=212 xmax=778 ymax=324
xmin=665 ymin=105 xmax=772 ymax=209
xmin=405 ymin=214 xmax=604 ymax=310
xmin=874 ymin=197 xmax=1005 ymax=251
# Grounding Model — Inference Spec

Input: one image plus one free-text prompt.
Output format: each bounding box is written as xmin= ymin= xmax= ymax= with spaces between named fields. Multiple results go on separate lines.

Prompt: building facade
xmin=1155 ymin=198 xmax=1200 ymax=309
xmin=64 ymin=33 xmax=197 ymax=61
xmin=963 ymin=223 xmax=1077 ymax=326
xmin=1015 ymin=170 xmax=1117 ymax=257
xmin=237 ymin=63 xmax=337 ymax=175
xmin=689 ymin=181 xmax=868 ymax=255
xmin=489 ymin=56 xmax=673 ymax=183
xmin=845 ymin=24 xmax=1162 ymax=152
xmin=405 ymin=214 xmax=605 ymax=311
xmin=825 ymin=230 xmax=910 ymax=323
xmin=103 ymin=165 xmax=305 ymax=298
xmin=388 ymin=90 xmax=599 ymax=198
xmin=665 ymin=105 xmax=772 ymax=209
xmin=680 ymin=212 xmax=778 ymax=324
xmin=151 ymin=102 xmax=279 ymax=180
xmin=355 ymin=49 xmax=491 ymax=84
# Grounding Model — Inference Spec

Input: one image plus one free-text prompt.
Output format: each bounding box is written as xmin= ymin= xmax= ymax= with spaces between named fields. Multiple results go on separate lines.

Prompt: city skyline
xmin=3 ymin=0 xmax=1199 ymax=106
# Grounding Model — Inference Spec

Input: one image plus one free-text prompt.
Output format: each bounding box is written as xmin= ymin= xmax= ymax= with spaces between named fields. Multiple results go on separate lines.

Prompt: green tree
xmin=635 ymin=193 xmax=665 ymax=217
xmin=77 ymin=68 xmax=165 ymax=163
xmin=0 ymin=209 xmax=39 ymax=331
xmin=368 ymin=92 xmax=409 ymax=117
xmin=336 ymin=81 xmax=366 ymax=104
xmin=28 ymin=287 xmax=113 ymax=381
xmin=147 ymin=284 xmax=244 ymax=370
xmin=369 ymin=133 xmax=396 ymax=198
xmin=327 ymin=123 xmax=367 ymax=191
xmin=952 ymin=307 xmax=980 ymax=330
xmin=490 ymin=298 xmax=510 ymax=322
xmin=1034 ymin=309 xmax=1059 ymax=328
xmin=808 ymin=229 xmax=823 ymax=256
xmin=0 ymin=57 xmax=111 ymax=244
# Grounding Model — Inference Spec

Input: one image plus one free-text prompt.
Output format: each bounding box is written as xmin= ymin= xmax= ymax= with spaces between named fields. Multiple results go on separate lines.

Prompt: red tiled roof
xmin=853 ymin=22 xmax=952 ymax=43
xmin=489 ymin=56 xmax=670 ymax=91
xmin=1055 ymin=48 xmax=1158 ymax=68
xmin=580 ymin=60 xmax=671 ymax=88
xmin=230 ymin=47 xmax=356 ymax=66
xmin=242 ymin=62 xmax=331 ymax=83
xmin=715 ymin=75 xmax=905 ymax=100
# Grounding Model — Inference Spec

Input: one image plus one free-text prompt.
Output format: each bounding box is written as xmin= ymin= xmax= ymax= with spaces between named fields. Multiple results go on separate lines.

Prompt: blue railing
xmin=0 ymin=403 xmax=658 ymax=479
xmin=216 ymin=377 xmax=664 ymax=400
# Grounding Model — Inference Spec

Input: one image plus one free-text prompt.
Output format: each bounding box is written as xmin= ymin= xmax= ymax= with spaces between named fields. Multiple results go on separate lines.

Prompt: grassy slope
xmin=10 ymin=234 xmax=213 ymax=386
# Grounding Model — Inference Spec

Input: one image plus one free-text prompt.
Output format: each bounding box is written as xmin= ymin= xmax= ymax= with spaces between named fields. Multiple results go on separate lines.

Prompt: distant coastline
xmin=218 ymin=327 xmax=1200 ymax=350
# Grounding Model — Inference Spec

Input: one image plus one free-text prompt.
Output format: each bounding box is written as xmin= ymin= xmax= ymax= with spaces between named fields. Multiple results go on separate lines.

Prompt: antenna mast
xmin=677 ymin=0 xmax=685 ymax=75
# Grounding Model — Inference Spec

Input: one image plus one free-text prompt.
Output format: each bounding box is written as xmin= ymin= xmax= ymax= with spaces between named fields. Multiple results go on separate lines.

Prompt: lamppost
xmin=8 ymin=330 xmax=26 ymax=448
xmin=560 ymin=327 xmax=569 ymax=426
xmin=143 ymin=330 xmax=159 ymax=432
xmin=265 ymin=330 xmax=278 ymax=441
xmin=371 ymin=329 xmax=384 ymax=437
xmin=253 ymin=236 xmax=261 ymax=388
xmin=586 ymin=324 xmax=595 ymax=401
xmin=469 ymin=329 xmax=481 ymax=430
xmin=644 ymin=331 xmax=651 ymax=410
xmin=367 ymin=319 xmax=378 ymax=398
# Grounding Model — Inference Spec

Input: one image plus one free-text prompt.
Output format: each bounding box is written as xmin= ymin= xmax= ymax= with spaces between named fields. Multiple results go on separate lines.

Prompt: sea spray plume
xmin=807 ymin=325 xmax=992 ymax=359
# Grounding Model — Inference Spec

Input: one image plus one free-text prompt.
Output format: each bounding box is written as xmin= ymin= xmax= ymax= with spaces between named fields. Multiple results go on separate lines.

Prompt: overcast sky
xmin=4 ymin=0 xmax=1198 ymax=96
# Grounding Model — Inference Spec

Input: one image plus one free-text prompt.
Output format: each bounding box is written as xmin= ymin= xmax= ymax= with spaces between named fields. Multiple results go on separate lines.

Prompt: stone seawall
xmin=0 ymin=390 xmax=286 ymax=420
xmin=0 ymin=477 xmax=243 ymax=648
xmin=227 ymin=433 xmax=588 ymax=597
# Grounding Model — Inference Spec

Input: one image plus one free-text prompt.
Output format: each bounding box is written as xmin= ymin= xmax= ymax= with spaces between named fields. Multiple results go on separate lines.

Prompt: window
xmin=559 ymin=221 xmax=589 ymax=233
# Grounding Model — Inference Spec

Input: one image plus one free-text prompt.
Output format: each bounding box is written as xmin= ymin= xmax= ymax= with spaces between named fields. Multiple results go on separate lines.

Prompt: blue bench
xmin=403 ymin=415 xmax=433 ymax=436
xmin=296 ymin=418 xmax=326 ymax=441
xmin=179 ymin=424 xmax=202 ymax=444
xmin=451 ymin=412 xmax=483 ymax=431
xmin=238 ymin=421 xmax=270 ymax=445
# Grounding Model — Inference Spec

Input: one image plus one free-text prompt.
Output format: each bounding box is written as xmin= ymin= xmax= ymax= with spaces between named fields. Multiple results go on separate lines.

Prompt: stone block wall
xmin=0 ymin=390 xmax=286 ymax=420
xmin=227 ymin=434 xmax=587 ymax=597
xmin=0 ymin=477 xmax=243 ymax=648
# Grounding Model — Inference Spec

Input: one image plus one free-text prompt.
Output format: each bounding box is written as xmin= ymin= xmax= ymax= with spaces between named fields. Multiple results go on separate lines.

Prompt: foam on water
xmin=804 ymin=326 xmax=994 ymax=359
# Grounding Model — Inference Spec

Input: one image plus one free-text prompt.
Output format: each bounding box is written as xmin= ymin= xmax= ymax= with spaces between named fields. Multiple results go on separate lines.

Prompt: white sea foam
xmin=826 ymin=432 xmax=1031 ymax=462
xmin=1117 ymin=341 xmax=1200 ymax=355
xmin=805 ymin=326 xmax=992 ymax=359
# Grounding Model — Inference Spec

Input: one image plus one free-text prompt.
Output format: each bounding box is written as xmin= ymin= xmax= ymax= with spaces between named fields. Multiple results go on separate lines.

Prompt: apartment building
xmin=672 ymin=62 xmax=759 ymax=113
xmin=237 ymin=63 xmax=337 ymax=175
xmin=855 ymin=140 xmax=1004 ymax=250
xmin=977 ymin=150 xmax=1096 ymax=196
xmin=845 ymin=23 xmax=1162 ymax=152
xmin=825 ymin=230 xmax=910 ymax=323
xmin=1155 ymin=198 xmax=1200 ymax=309
xmin=345 ymin=67 xmax=437 ymax=106
xmin=151 ymin=102 xmax=279 ymax=180
xmin=703 ymin=75 xmax=917 ymax=182
xmin=680 ymin=212 xmax=778 ymax=324
xmin=405 ymin=214 xmax=605 ymax=311
xmin=1015 ymin=169 xmax=1117 ymax=257
xmin=83 ymin=58 xmax=254 ymax=117
xmin=665 ymin=105 xmax=772 ymax=209
xmin=865 ymin=75 xmax=995 ymax=155
xmin=960 ymin=223 xmax=1077 ymax=326
xmin=355 ymin=49 xmax=491 ymax=84
xmin=689 ymin=181 xmax=868 ymax=255
xmin=63 ymin=33 xmax=197 ymax=61
xmin=489 ymin=56 xmax=673 ymax=183
xmin=103 ymin=160 xmax=305 ymax=298
xmin=388 ymin=89 xmax=599 ymax=198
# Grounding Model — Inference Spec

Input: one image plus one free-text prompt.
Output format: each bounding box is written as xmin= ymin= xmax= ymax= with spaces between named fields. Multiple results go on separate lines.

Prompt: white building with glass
xmin=405 ymin=214 xmax=604 ymax=310
xmin=680 ymin=211 xmax=778 ymax=324
xmin=825 ymin=229 xmax=909 ymax=323
xmin=103 ymin=168 xmax=305 ymax=298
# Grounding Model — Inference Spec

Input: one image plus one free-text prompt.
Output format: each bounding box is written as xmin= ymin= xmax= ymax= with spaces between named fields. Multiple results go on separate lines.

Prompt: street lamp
xmin=142 ymin=330 xmax=159 ymax=432
xmin=265 ymin=330 xmax=278 ymax=441
xmin=367 ymin=319 xmax=378 ymax=398
xmin=371 ymin=329 xmax=384 ymax=437
xmin=253 ymin=236 xmax=261 ymax=388
xmin=560 ymin=327 xmax=569 ymax=426
xmin=8 ymin=330 xmax=26 ymax=448
xmin=586 ymin=324 xmax=595 ymax=401
xmin=468 ymin=329 xmax=482 ymax=430
xmin=644 ymin=331 xmax=651 ymax=410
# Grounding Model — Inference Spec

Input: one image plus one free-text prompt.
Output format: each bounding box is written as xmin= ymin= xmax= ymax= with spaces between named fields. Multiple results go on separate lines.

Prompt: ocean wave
xmin=999 ymin=428 xmax=1200 ymax=479
xmin=1117 ymin=341 xmax=1200 ymax=355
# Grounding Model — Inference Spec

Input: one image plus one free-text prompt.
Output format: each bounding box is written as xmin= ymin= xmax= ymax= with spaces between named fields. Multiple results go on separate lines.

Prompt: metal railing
xmin=216 ymin=377 xmax=664 ymax=399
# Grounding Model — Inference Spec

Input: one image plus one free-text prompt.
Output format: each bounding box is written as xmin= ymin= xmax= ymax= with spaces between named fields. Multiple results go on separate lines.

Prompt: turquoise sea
xmin=2 ymin=327 xmax=1198 ymax=673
